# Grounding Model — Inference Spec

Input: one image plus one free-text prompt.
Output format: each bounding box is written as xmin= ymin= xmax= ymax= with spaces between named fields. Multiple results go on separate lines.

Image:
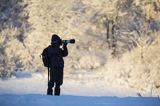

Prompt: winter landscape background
xmin=0 ymin=0 xmax=160 ymax=105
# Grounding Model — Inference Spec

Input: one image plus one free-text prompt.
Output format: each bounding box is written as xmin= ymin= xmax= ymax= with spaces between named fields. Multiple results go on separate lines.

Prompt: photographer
xmin=47 ymin=34 xmax=68 ymax=96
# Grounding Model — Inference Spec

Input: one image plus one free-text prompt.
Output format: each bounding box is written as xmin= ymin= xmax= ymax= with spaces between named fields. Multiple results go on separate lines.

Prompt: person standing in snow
xmin=47 ymin=34 xmax=68 ymax=96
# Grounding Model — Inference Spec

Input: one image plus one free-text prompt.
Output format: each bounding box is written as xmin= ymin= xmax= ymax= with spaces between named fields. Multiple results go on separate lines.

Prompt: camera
xmin=62 ymin=39 xmax=75 ymax=44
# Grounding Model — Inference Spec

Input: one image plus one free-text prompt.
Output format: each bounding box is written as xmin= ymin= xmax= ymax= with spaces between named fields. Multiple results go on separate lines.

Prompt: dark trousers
xmin=47 ymin=67 xmax=63 ymax=96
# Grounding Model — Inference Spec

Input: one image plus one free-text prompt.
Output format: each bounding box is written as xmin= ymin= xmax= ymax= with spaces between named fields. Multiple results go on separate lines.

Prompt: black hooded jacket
xmin=48 ymin=44 xmax=68 ymax=68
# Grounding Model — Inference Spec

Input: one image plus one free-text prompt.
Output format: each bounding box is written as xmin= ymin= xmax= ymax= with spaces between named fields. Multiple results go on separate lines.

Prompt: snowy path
xmin=0 ymin=72 xmax=160 ymax=106
xmin=0 ymin=72 xmax=137 ymax=96
xmin=0 ymin=94 xmax=160 ymax=106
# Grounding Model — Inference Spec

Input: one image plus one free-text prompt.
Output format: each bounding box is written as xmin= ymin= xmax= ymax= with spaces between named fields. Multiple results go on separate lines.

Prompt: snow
xmin=0 ymin=71 xmax=137 ymax=96
xmin=0 ymin=72 xmax=160 ymax=106
xmin=11 ymin=70 xmax=32 ymax=78
xmin=0 ymin=94 xmax=160 ymax=106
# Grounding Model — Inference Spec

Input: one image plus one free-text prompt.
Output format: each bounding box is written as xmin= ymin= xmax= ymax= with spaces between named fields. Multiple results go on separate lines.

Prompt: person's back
xmin=48 ymin=45 xmax=64 ymax=68
xmin=47 ymin=34 xmax=68 ymax=96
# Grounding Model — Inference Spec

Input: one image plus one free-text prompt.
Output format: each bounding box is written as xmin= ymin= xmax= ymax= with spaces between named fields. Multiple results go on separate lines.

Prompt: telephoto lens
xmin=69 ymin=39 xmax=75 ymax=44
xmin=62 ymin=39 xmax=75 ymax=44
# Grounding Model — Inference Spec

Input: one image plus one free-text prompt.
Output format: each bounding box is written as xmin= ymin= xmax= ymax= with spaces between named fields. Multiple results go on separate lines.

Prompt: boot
xmin=54 ymin=86 xmax=60 ymax=96
xmin=47 ymin=88 xmax=53 ymax=95
xmin=47 ymin=81 xmax=54 ymax=95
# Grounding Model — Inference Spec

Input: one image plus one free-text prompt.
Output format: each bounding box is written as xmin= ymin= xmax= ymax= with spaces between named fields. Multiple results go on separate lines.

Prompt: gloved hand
xmin=63 ymin=42 xmax=68 ymax=47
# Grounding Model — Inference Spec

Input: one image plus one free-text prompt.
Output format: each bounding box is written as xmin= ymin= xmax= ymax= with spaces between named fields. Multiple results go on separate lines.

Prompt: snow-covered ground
xmin=0 ymin=71 xmax=160 ymax=106
xmin=0 ymin=94 xmax=160 ymax=106
xmin=0 ymin=71 xmax=137 ymax=96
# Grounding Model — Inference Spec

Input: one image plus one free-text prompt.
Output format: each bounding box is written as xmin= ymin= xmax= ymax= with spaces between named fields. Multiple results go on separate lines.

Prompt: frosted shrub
xmin=78 ymin=55 xmax=102 ymax=70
